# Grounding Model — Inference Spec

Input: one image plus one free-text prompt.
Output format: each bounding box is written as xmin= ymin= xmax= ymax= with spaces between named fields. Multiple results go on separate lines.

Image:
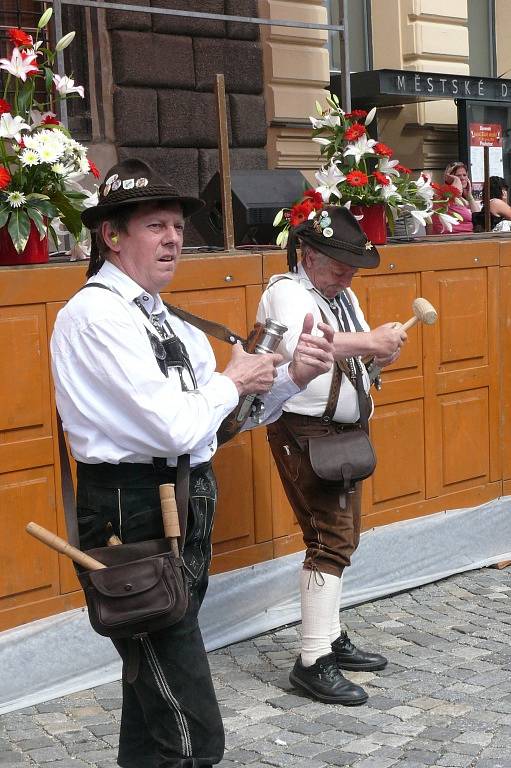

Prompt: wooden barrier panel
xmin=0 ymin=238 xmax=508 ymax=631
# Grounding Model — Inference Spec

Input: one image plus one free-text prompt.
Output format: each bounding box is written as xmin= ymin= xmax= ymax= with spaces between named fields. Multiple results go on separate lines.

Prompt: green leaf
xmin=48 ymin=190 xmax=82 ymax=237
xmin=0 ymin=206 xmax=10 ymax=229
xmin=28 ymin=197 xmax=57 ymax=217
xmin=48 ymin=222 xmax=60 ymax=250
xmin=7 ymin=208 xmax=31 ymax=254
xmin=26 ymin=207 xmax=47 ymax=239
xmin=44 ymin=66 xmax=54 ymax=93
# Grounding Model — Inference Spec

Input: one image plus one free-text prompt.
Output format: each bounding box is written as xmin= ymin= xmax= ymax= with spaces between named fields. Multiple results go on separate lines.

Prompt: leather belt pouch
xmin=308 ymin=426 xmax=376 ymax=491
xmin=78 ymin=538 xmax=188 ymax=640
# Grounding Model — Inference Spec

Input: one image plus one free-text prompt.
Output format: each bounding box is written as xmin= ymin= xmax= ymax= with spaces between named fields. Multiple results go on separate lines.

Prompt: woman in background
xmin=473 ymin=177 xmax=511 ymax=231
xmin=431 ymin=161 xmax=480 ymax=234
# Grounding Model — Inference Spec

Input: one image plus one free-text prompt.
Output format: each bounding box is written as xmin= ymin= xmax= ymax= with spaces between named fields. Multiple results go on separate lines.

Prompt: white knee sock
xmin=329 ymin=573 xmax=344 ymax=644
xmin=300 ymin=569 xmax=342 ymax=666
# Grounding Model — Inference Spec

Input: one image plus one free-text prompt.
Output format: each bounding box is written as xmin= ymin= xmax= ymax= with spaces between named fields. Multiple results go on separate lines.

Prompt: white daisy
xmin=20 ymin=148 xmax=40 ymax=167
xmin=7 ymin=191 xmax=27 ymax=208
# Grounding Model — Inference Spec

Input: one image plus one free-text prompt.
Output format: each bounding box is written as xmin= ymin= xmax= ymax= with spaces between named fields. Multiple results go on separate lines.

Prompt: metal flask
xmin=236 ymin=318 xmax=288 ymax=424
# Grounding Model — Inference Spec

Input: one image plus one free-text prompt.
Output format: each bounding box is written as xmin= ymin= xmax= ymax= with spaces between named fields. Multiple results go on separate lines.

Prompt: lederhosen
xmin=267 ymin=286 xmax=370 ymax=579
xmin=77 ymin=285 xmax=224 ymax=768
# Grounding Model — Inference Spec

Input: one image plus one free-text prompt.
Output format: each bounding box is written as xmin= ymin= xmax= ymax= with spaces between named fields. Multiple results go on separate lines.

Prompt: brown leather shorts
xmin=267 ymin=413 xmax=362 ymax=577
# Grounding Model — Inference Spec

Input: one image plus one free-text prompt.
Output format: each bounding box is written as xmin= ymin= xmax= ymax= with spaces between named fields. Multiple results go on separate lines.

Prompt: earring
xmin=111 ymin=234 xmax=119 ymax=244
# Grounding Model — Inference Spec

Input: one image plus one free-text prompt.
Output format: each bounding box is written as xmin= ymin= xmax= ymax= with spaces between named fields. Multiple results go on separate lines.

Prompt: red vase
xmin=350 ymin=204 xmax=387 ymax=245
xmin=0 ymin=222 xmax=49 ymax=266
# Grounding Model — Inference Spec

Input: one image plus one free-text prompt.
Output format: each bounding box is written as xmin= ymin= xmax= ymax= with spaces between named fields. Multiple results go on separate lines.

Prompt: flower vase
xmin=0 ymin=223 xmax=49 ymax=266
xmin=350 ymin=204 xmax=387 ymax=245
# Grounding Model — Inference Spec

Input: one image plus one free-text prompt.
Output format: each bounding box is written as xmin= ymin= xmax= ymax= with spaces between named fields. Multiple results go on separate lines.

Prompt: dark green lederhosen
xmin=76 ymin=461 xmax=224 ymax=768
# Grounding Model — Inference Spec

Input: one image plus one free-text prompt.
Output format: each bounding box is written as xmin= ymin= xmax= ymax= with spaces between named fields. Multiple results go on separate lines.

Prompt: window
xmin=325 ymin=0 xmax=371 ymax=75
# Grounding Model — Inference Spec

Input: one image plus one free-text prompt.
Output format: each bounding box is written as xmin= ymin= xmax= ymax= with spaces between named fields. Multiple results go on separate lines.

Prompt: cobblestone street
xmin=1 ymin=566 xmax=511 ymax=768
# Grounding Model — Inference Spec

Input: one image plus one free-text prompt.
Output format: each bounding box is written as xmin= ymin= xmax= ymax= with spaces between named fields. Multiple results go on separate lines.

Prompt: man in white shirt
xmin=257 ymin=206 xmax=407 ymax=706
xmin=51 ymin=158 xmax=335 ymax=768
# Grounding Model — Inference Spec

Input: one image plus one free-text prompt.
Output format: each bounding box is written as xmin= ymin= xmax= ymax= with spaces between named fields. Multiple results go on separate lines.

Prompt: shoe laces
xmin=316 ymin=654 xmax=343 ymax=682
xmin=339 ymin=630 xmax=356 ymax=652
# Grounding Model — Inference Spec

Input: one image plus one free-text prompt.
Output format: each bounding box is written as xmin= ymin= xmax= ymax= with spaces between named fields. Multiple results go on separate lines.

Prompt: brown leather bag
xmin=78 ymin=538 xmax=188 ymax=640
xmin=307 ymin=426 xmax=376 ymax=492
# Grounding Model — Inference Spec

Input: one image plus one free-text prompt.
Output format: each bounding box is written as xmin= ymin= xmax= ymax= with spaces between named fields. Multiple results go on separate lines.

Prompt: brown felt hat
xmin=82 ymin=158 xmax=204 ymax=229
xmin=287 ymin=205 xmax=380 ymax=272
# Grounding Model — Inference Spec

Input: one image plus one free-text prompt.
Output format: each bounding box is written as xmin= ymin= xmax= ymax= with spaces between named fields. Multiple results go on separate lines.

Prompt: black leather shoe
xmin=332 ymin=631 xmax=388 ymax=672
xmin=289 ymin=652 xmax=368 ymax=705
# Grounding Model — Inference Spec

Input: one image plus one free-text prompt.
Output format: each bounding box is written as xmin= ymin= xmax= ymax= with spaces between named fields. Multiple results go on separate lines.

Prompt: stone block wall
xmin=108 ymin=0 xmax=268 ymax=245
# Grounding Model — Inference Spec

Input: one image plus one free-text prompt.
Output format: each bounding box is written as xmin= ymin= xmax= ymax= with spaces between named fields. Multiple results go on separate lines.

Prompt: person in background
xmin=473 ymin=176 xmax=511 ymax=232
xmin=431 ymin=161 xmax=480 ymax=234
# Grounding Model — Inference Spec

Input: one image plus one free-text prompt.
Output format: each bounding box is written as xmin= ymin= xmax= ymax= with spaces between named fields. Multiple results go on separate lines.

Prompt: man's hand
xmin=368 ymin=322 xmax=407 ymax=359
xmin=288 ymin=313 xmax=335 ymax=388
xmin=222 ymin=343 xmax=282 ymax=396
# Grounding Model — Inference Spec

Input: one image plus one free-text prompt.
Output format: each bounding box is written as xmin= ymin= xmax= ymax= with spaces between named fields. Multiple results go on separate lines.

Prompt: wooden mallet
xmin=399 ymin=297 xmax=438 ymax=332
xmin=159 ymin=484 xmax=181 ymax=557
xmin=26 ymin=521 xmax=106 ymax=571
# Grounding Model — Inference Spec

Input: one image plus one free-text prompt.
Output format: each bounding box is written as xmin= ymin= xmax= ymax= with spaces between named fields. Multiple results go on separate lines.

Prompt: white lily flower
xmin=436 ymin=211 xmax=460 ymax=233
xmin=343 ymin=134 xmax=376 ymax=164
xmin=0 ymin=113 xmax=30 ymax=141
xmin=312 ymin=137 xmax=332 ymax=146
xmin=310 ymin=112 xmax=340 ymax=130
xmin=407 ymin=207 xmax=432 ymax=233
xmin=0 ymin=47 xmax=38 ymax=81
xmin=315 ymin=162 xmax=345 ymax=202
xmin=30 ymin=109 xmax=57 ymax=127
xmin=380 ymin=182 xmax=401 ymax=201
xmin=378 ymin=157 xmax=400 ymax=176
xmin=53 ymin=74 xmax=85 ymax=98
xmin=55 ymin=32 xmax=76 ymax=53
xmin=364 ymin=107 xmax=377 ymax=126
xmin=414 ymin=173 xmax=435 ymax=204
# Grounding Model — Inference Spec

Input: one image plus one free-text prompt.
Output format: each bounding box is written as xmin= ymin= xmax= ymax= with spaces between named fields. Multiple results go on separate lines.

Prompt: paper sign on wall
xmin=469 ymin=123 xmax=503 ymax=187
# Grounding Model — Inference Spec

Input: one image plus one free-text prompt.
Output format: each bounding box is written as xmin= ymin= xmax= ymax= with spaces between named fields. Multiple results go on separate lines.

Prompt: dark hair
xmin=489 ymin=176 xmax=508 ymax=200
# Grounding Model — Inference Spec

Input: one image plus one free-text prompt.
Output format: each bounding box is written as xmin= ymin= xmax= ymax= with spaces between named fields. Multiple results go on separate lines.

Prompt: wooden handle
xmin=26 ymin=522 xmax=106 ymax=571
xmin=401 ymin=315 xmax=419 ymax=332
xmin=159 ymin=483 xmax=181 ymax=540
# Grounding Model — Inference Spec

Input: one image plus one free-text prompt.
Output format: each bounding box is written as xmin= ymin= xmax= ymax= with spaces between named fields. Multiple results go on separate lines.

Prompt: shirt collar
xmin=94 ymin=260 xmax=164 ymax=315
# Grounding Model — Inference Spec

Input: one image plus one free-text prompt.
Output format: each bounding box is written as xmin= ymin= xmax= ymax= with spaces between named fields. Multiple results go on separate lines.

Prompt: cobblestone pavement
xmin=2 ymin=567 xmax=511 ymax=768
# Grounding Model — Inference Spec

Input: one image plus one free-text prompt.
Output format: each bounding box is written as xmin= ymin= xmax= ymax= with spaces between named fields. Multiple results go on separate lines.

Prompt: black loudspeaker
xmin=193 ymin=169 xmax=309 ymax=247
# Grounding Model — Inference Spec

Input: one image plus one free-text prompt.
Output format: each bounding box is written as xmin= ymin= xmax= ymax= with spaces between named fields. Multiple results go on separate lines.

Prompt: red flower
xmin=18 ymin=138 xmax=25 ymax=149
xmin=345 ymin=109 xmax=368 ymax=119
xmin=344 ymin=123 xmax=366 ymax=141
xmin=0 ymin=166 xmax=11 ymax=190
xmin=395 ymin=164 xmax=412 ymax=174
xmin=42 ymin=115 xmax=60 ymax=125
xmin=431 ymin=182 xmax=442 ymax=192
xmin=290 ymin=200 xmax=314 ymax=227
xmin=0 ymin=99 xmax=12 ymax=116
xmin=88 ymin=159 xmax=100 ymax=179
xmin=373 ymin=171 xmax=390 ymax=186
xmin=346 ymin=170 xmax=369 ymax=187
xmin=375 ymin=142 xmax=393 ymax=158
xmin=303 ymin=188 xmax=323 ymax=209
xmin=8 ymin=28 xmax=33 ymax=47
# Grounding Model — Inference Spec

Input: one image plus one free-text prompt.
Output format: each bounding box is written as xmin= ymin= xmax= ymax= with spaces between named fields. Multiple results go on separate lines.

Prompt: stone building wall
xmin=104 ymin=0 xmax=268 ymax=244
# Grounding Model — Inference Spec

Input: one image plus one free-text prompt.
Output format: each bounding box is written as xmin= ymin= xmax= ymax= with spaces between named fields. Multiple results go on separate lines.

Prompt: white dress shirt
xmin=256 ymin=263 xmax=370 ymax=424
xmin=51 ymin=261 xmax=300 ymax=466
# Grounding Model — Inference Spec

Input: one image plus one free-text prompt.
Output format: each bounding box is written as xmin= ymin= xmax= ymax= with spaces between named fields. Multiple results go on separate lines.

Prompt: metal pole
xmin=483 ymin=145 xmax=491 ymax=232
xmin=53 ymin=0 xmax=68 ymax=129
xmin=339 ymin=0 xmax=351 ymax=112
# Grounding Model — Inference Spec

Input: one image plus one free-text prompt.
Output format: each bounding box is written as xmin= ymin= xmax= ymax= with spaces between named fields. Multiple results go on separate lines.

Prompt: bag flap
xmin=89 ymin=557 xmax=164 ymax=598
xmin=308 ymin=429 xmax=376 ymax=483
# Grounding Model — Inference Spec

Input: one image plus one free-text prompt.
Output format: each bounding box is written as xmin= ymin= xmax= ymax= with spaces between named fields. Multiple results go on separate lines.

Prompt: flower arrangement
xmin=273 ymin=92 xmax=459 ymax=247
xmin=0 ymin=8 xmax=98 ymax=256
